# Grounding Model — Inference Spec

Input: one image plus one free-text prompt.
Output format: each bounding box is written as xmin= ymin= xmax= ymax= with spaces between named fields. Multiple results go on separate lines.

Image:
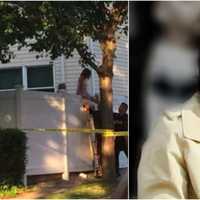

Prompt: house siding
xmin=53 ymin=56 xmax=64 ymax=90
xmin=63 ymin=52 xmax=83 ymax=94
xmin=0 ymin=45 xmax=52 ymax=68
xmin=0 ymin=36 xmax=128 ymax=171
xmin=90 ymin=35 xmax=128 ymax=109
xmin=0 ymin=35 xmax=128 ymax=108
xmin=62 ymin=35 xmax=128 ymax=109
xmin=0 ymin=45 xmax=64 ymax=92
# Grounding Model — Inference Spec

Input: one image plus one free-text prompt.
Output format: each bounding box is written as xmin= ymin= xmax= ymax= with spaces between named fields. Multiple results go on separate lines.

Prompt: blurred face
xmin=119 ymin=104 xmax=128 ymax=114
xmin=146 ymin=39 xmax=199 ymax=103
xmin=155 ymin=2 xmax=200 ymax=36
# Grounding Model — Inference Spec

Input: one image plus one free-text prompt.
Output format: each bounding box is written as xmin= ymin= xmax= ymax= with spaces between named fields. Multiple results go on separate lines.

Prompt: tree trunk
xmin=98 ymin=36 xmax=116 ymax=179
xmin=99 ymin=75 xmax=115 ymax=179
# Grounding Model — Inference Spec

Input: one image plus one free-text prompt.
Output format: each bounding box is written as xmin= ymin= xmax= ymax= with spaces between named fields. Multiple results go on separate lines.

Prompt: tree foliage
xmin=0 ymin=1 xmax=127 ymax=72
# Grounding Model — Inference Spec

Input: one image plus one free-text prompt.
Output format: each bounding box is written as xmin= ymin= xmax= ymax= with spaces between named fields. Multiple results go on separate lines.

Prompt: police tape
xmin=22 ymin=128 xmax=128 ymax=137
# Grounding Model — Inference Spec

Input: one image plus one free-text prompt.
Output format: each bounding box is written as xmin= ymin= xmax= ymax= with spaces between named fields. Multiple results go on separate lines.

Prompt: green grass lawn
xmin=0 ymin=177 xmax=118 ymax=199
xmin=46 ymin=180 xmax=115 ymax=199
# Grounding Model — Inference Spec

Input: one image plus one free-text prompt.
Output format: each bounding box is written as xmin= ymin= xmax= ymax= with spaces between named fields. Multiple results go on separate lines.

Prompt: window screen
xmin=27 ymin=65 xmax=53 ymax=88
xmin=0 ymin=68 xmax=22 ymax=90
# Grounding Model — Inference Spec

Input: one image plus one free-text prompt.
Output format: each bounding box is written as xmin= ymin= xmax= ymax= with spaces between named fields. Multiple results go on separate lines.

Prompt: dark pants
xmin=115 ymin=136 xmax=128 ymax=176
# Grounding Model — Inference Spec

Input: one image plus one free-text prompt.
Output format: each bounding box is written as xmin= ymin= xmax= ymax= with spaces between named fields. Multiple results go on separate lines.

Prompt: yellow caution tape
xmin=22 ymin=128 xmax=128 ymax=137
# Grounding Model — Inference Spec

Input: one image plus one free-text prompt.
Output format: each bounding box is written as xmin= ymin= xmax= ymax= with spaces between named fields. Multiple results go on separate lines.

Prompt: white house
xmin=0 ymin=36 xmax=128 ymax=110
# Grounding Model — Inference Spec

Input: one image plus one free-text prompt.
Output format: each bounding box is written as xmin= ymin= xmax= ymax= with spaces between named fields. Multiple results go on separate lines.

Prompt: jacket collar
xmin=182 ymin=93 xmax=200 ymax=142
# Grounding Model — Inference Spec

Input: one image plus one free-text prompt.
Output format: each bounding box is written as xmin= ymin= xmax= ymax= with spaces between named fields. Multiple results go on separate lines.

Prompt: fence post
xmin=15 ymin=86 xmax=27 ymax=186
xmin=16 ymin=86 xmax=23 ymax=128
xmin=62 ymin=97 xmax=69 ymax=180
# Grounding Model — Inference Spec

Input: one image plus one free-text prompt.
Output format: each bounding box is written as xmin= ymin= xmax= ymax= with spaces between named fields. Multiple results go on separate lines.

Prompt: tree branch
xmin=76 ymin=46 xmax=99 ymax=72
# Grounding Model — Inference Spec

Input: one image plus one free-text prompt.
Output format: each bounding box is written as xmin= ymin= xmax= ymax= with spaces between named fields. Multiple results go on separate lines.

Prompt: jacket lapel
xmin=182 ymin=93 xmax=200 ymax=142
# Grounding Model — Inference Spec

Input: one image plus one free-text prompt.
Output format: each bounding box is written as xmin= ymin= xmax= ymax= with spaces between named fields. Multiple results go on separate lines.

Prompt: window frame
xmin=26 ymin=64 xmax=54 ymax=91
xmin=0 ymin=64 xmax=55 ymax=92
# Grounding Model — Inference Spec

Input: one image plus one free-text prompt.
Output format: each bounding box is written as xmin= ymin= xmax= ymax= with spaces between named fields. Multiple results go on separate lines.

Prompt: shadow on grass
xmin=46 ymin=180 xmax=115 ymax=199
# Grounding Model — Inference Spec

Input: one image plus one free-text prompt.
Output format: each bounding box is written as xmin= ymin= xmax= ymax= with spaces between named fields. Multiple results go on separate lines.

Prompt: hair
xmin=120 ymin=102 xmax=128 ymax=109
xmin=80 ymin=68 xmax=91 ymax=79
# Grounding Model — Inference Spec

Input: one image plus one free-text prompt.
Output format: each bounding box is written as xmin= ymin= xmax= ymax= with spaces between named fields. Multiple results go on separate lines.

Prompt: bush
xmin=0 ymin=129 xmax=27 ymax=185
xmin=0 ymin=183 xmax=18 ymax=198
xmin=0 ymin=182 xmax=25 ymax=198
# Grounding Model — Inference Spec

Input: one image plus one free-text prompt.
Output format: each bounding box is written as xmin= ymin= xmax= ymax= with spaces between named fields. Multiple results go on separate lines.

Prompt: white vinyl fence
xmin=0 ymin=88 xmax=94 ymax=184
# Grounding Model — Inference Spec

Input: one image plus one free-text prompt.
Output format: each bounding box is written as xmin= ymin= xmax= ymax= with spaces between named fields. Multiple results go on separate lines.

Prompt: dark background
xmin=129 ymin=2 xmax=161 ymax=197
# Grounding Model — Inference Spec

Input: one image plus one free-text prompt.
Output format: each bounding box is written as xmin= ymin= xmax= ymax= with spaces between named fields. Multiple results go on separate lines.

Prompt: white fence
xmin=0 ymin=89 xmax=94 ymax=183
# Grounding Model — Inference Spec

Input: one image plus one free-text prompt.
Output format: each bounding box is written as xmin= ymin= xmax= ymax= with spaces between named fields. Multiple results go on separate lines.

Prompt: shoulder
xmin=149 ymin=93 xmax=200 ymax=143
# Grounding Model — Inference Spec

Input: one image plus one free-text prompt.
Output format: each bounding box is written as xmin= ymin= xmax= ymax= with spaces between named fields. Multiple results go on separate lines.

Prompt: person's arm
xmin=138 ymin=113 xmax=188 ymax=199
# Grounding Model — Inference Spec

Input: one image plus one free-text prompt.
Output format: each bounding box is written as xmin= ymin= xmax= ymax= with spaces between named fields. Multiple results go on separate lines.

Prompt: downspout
xmin=89 ymin=38 xmax=96 ymax=96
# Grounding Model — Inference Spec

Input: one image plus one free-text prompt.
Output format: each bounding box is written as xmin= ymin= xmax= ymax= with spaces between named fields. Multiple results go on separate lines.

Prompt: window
xmin=27 ymin=65 xmax=54 ymax=91
xmin=0 ymin=68 xmax=22 ymax=90
xmin=0 ymin=65 xmax=54 ymax=92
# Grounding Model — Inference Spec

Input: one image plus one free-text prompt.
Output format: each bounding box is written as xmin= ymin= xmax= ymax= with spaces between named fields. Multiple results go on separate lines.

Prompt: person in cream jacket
xmin=138 ymin=93 xmax=200 ymax=198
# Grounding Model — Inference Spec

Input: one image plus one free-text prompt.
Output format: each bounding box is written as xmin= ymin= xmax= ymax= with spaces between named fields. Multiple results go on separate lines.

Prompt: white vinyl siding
xmin=0 ymin=45 xmax=64 ymax=92
xmin=64 ymin=51 xmax=82 ymax=94
xmin=0 ymin=45 xmax=51 ymax=68
xmin=0 ymin=35 xmax=128 ymax=108
xmin=89 ymin=35 xmax=128 ymax=108
xmin=53 ymin=56 xmax=64 ymax=90
xmin=62 ymin=35 xmax=128 ymax=105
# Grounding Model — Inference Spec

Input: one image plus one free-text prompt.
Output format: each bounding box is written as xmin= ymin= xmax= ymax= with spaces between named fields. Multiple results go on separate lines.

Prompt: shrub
xmin=0 ymin=182 xmax=25 ymax=198
xmin=0 ymin=129 xmax=27 ymax=185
